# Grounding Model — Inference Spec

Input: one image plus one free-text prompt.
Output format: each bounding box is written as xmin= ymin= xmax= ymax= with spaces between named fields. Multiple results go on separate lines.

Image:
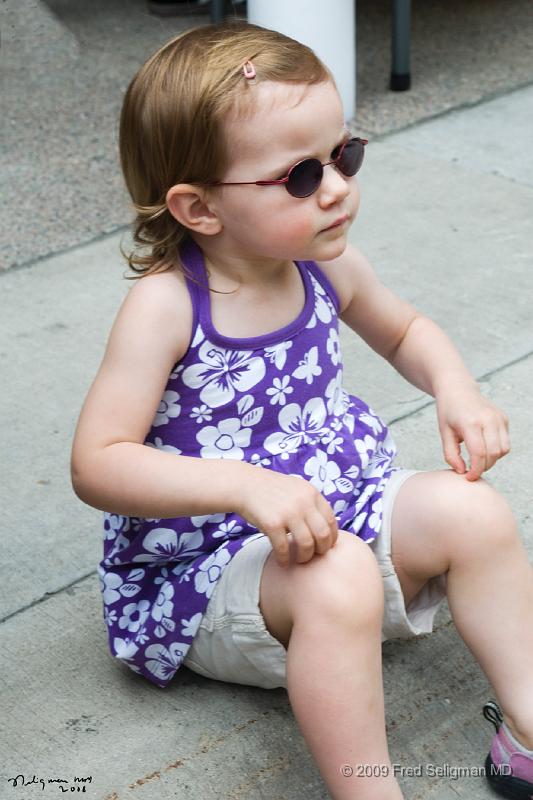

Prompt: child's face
xmin=210 ymin=79 xmax=360 ymax=264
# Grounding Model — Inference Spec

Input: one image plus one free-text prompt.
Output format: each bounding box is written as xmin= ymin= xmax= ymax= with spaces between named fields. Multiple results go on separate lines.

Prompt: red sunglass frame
xmin=208 ymin=137 xmax=368 ymax=196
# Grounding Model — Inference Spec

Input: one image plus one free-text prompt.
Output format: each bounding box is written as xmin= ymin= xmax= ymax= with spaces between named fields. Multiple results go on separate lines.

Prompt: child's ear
xmin=166 ymin=184 xmax=222 ymax=235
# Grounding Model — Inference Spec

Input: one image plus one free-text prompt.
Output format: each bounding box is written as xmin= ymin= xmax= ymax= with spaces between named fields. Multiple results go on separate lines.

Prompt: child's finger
xmin=288 ymin=518 xmax=318 ymax=565
xmin=499 ymin=424 xmax=511 ymax=458
xmin=482 ymin=424 xmax=504 ymax=469
xmin=304 ymin=506 xmax=335 ymax=555
xmin=441 ymin=425 xmax=466 ymax=473
xmin=463 ymin=427 xmax=487 ymax=480
xmin=316 ymin=494 xmax=339 ymax=544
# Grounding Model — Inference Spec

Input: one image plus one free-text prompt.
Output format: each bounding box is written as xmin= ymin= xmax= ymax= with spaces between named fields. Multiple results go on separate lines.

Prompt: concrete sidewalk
xmin=1 ymin=3 xmax=533 ymax=798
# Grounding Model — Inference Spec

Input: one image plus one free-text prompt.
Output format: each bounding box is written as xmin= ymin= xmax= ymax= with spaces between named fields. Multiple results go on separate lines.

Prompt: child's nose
xmin=318 ymin=164 xmax=351 ymax=206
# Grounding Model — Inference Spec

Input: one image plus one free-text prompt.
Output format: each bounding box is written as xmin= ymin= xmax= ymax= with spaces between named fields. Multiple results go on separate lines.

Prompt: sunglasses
xmin=210 ymin=136 xmax=368 ymax=199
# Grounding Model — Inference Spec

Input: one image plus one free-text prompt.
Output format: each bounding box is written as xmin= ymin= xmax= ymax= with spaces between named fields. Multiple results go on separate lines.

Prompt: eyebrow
xmin=271 ymin=130 xmax=351 ymax=179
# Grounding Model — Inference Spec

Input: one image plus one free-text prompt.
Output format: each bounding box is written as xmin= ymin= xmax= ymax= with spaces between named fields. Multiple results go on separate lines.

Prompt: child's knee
xmin=292 ymin=532 xmax=384 ymax=629
xmin=446 ymin=476 xmax=518 ymax=559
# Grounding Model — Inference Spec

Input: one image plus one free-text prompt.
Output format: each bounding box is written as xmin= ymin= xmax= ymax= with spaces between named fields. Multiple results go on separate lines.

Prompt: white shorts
xmin=183 ymin=469 xmax=447 ymax=689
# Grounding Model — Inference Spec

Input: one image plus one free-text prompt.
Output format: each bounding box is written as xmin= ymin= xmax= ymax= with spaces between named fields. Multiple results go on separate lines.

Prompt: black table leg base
xmin=390 ymin=72 xmax=411 ymax=91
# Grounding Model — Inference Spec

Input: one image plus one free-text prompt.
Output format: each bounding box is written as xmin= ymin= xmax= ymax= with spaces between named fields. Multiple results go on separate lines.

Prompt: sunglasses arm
xmin=209 ymin=178 xmax=289 ymax=188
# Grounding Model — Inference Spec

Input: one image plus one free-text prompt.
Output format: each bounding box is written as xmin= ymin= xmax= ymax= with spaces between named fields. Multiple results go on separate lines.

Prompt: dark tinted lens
xmin=287 ymin=158 xmax=323 ymax=198
xmin=337 ymin=138 xmax=364 ymax=176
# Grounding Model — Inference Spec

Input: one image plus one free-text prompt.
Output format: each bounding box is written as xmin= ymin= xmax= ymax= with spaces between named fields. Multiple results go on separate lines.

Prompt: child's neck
xmin=198 ymin=239 xmax=294 ymax=293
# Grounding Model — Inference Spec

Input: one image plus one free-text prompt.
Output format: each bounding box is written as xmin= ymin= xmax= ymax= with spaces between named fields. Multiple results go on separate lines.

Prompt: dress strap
xmin=179 ymin=237 xmax=211 ymax=339
xmin=304 ymin=260 xmax=341 ymax=314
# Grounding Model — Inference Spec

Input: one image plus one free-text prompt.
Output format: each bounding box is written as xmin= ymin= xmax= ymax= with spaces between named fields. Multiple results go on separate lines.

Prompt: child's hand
xmin=237 ymin=468 xmax=339 ymax=568
xmin=436 ymin=386 xmax=510 ymax=481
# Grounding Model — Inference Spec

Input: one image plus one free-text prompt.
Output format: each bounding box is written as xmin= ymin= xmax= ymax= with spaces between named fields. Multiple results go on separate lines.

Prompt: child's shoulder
xmin=126 ymin=264 xmax=189 ymax=303
xmin=115 ymin=266 xmax=193 ymax=365
xmin=315 ymin=243 xmax=371 ymax=315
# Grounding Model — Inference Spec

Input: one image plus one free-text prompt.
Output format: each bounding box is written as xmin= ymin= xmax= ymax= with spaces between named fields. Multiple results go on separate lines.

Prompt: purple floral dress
xmin=98 ymin=238 xmax=397 ymax=687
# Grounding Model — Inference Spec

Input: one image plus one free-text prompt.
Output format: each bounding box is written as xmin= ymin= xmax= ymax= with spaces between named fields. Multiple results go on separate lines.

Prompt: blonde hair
xmin=119 ymin=20 xmax=330 ymax=278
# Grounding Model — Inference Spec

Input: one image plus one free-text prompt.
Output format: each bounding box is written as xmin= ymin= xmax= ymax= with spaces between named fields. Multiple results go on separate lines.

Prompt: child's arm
xmin=320 ymin=244 xmax=510 ymax=482
xmin=71 ymin=270 xmax=337 ymax=567
xmin=71 ymin=271 xmax=249 ymax=519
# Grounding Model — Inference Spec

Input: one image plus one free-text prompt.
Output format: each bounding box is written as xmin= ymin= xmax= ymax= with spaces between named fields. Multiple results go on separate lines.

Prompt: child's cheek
xmin=281 ymin=215 xmax=316 ymax=243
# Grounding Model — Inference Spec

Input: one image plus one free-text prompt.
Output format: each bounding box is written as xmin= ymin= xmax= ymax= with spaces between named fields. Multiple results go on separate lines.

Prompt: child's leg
xmin=260 ymin=533 xmax=404 ymax=800
xmin=389 ymin=469 xmax=533 ymax=748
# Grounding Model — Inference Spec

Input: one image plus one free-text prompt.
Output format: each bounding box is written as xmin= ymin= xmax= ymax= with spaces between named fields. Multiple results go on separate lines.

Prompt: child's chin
xmin=314 ymin=237 xmax=349 ymax=261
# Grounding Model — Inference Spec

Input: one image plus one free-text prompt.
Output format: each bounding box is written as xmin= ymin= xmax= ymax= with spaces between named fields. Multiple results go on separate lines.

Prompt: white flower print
xmin=191 ymin=324 xmax=205 ymax=349
xmin=170 ymin=363 xmax=185 ymax=380
xmin=249 ymin=453 xmax=272 ymax=467
xmin=325 ymin=372 xmax=349 ymax=417
xmin=363 ymin=441 xmax=396 ymax=479
xmin=135 ymin=625 xmax=150 ymax=646
xmin=353 ymin=482 xmax=378 ymax=521
xmin=153 ymin=390 xmax=181 ymax=427
xmin=368 ymin=498 xmax=383 ymax=532
xmin=353 ymin=511 xmax=368 ymax=534
xmin=147 ymin=437 xmax=182 ymax=455
xmin=181 ymin=612 xmax=202 ymax=638
xmin=212 ymin=519 xmax=244 ymax=539
xmin=114 ymin=636 xmax=140 ymax=661
xmin=197 ymin=417 xmax=252 ymax=459
xmin=195 ymin=547 xmax=231 ymax=599
xmin=98 ymin=568 xmax=141 ymax=605
xmin=346 ymin=464 xmax=360 ymax=481
xmin=190 ymin=512 xmax=226 ymax=528
xmin=104 ymin=608 xmax=117 ymax=627
xmin=327 ymin=328 xmax=341 ymax=366
xmin=237 ymin=394 xmax=264 ymax=427
xmin=172 ymin=562 xmax=195 ymax=584
xmin=354 ymin=434 xmax=377 ymax=471
xmin=132 ymin=527 xmax=205 ymax=563
xmin=266 ymin=375 xmax=294 ymax=406
xmin=292 ymin=346 xmax=322 ymax=385
xmin=304 ymin=449 xmax=341 ymax=496
xmin=264 ymin=398 xmax=328 ymax=455
xmin=144 ymin=642 xmax=186 ymax=681
xmin=333 ymin=498 xmax=349 ymax=517
xmin=106 ymin=531 xmax=131 ymax=562
xmin=103 ymin=513 xmax=130 ymax=542
xmin=119 ymin=600 xmax=151 ymax=632
xmin=190 ymin=404 xmax=213 ymax=424
xmin=305 ymin=274 xmax=333 ymax=327
xmin=342 ymin=412 xmax=355 ymax=434
xmin=181 ymin=342 xmax=266 ymax=408
xmin=264 ymin=341 xmax=293 ymax=369
xmin=360 ymin=410 xmax=383 ymax=436
xmin=320 ymin=429 xmax=344 ymax=455
xmin=152 ymin=581 xmax=174 ymax=623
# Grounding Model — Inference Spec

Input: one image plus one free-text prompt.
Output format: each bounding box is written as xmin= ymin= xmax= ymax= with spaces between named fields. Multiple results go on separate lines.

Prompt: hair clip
xmin=242 ymin=60 xmax=256 ymax=80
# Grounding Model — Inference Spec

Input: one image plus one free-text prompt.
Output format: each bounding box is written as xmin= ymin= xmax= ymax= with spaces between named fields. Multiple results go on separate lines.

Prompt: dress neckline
xmin=180 ymin=239 xmax=315 ymax=350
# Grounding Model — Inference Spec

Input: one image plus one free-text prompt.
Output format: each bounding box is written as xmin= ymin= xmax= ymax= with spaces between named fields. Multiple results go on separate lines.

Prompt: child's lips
xmin=321 ymin=214 xmax=349 ymax=232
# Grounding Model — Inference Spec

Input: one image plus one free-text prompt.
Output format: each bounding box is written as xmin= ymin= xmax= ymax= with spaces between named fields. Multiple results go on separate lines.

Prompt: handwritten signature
xmin=7 ymin=775 xmax=92 ymax=792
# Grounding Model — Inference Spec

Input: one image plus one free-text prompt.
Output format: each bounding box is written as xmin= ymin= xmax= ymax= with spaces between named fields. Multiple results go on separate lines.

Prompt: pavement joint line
xmin=0 ymin=570 xmax=96 ymax=626
xmin=387 ymin=347 xmax=533 ymax=426
xmin=1 ymin=224 xmax=131 ymax=276
xmin=358 ymin=78 xmax=533 ymax=144
xmin=1 ymin=349 xmax=530 ymax=628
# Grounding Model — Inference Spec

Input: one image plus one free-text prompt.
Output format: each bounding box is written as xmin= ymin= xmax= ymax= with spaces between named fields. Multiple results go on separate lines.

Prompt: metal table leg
xmin=211 ymin=0 xmax=225 ymax=23
xmin=391 ymin=0 xmax=411 ymax=90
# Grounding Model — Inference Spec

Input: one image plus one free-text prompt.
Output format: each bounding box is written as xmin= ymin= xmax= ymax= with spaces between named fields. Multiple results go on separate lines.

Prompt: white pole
xmin=247 ymin=0 xmax=356 ymax=121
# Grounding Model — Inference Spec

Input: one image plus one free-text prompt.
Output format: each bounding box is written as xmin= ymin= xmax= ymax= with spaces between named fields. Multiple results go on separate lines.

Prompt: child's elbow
xmin=70 ymin=447 xmax=99 ymax=506
xmin=70 ymin=459 xmax=90 ymax=503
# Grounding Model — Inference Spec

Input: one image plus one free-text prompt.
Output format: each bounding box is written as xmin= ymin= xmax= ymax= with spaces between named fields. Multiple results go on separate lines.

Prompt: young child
xmin=71 ymin=21 xmax=533 ymax=800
